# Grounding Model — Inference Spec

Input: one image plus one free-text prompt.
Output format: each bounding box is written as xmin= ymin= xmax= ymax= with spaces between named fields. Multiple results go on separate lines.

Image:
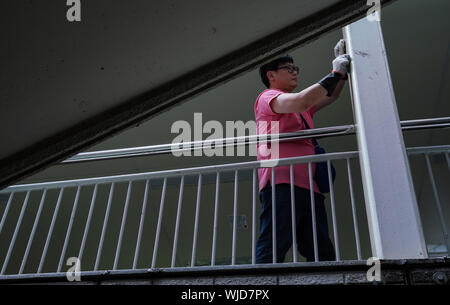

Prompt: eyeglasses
xmin=277 ymin=65 xmax=299 ymax=74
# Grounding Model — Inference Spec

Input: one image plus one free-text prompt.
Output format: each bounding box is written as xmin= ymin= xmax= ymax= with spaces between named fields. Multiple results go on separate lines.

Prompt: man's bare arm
xmin=271 ymin=53 xmax=350 ymax=114
xmin=270 ymin=84 xmax=328 ymax=114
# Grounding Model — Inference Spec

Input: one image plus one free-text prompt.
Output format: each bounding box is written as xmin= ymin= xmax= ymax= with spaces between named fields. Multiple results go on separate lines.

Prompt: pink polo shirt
xmin=254 ymin=88 xmax=320 ymax=194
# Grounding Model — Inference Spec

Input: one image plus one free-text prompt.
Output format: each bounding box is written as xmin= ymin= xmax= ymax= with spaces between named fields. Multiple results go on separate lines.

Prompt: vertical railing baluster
xmin=290 ymin=165 xmax=298 ymax=263
xmin=78 ymin=184 xmax=98 ymax=264
xmin=211 ymin=172 xmax=220 ymax=266
xmin=58 ymin=186 xmax=81 ymax=272
xmin=1 ymin=191 xmax=31 ymax=275
xmin=445 ymin=153 xmax=450 ymax=173
xmin=20 ymin=189 xmax=48 ymax=274
xmin=271 ymin=167 xmax=277 ymax=264
xmin=133 ymin=179 xmax=150 ymax=269
xmin=152 ymin=178 xmax=167 ymax=268
xmin=191 ymin=174 xmax=202 ymax=267
xmin=94 ymin=183 xmax=115 ymax=271
xmin=232 ymin=170 xmax=239 ymax=265
xmin=38 ymin=188 xmax=65 ymax=273
xmin=347 ymin=158 xmax=361 ymax=260
xmin=171 ymin=175 xmax=185 ymax=268
xmin=114 ymin=181 xmax=132 ymax=270
xmin=425 ymin=154 xmax=450 ymax=252
xmin=308 ymin=163 xmax=319 ymax=262
xmin=0 ymin=192 xmax=14 ymax=235
xmin=252 ymin=168 xmax=257 ymax=265
xmin=327 ymin=160 xmax=340 ymax=261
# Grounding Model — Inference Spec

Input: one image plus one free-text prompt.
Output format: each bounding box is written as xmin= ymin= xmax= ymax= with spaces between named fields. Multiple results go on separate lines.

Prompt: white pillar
xmin=343 ymin=17 xmax=428 ymax=259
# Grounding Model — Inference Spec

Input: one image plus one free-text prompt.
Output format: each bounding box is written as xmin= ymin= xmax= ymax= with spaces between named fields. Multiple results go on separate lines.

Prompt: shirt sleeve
xmin=256 ymin=90 xmax=283 ymax=117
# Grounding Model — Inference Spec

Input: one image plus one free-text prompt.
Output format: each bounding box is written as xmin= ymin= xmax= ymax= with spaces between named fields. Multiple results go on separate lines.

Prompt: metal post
xmin=114 ymin=181 xmax=132 ymax=270
xmin=343 ymin=18 xmax=427 ymax=259
xmin=445 ymin=153 xmax=450 ymax=173
xmin=94 ymin=183 xmax=115 ymax=271
xmin=59 ymin=186 xmax=82 ymax=272
xmin=308 ymin=163 xmax=318 ymax=262
xmin=152 ymin=178 xmax=167 ymax=269
xmin=252 ymin=169 xmax=257 ymax=265
xmin=191 ymin=174 xmax=202 ymax=267
xmin=425 ymin=154 xmax=450 ymax=252
xmin=211 ymin=172 xmax=220 ymax=266
xmin=290 ymin=165 xmax=298 ymax=263
xmin=20 ymin=189 xmax=48 ymax=274
xmin=133 ymin=179 xmax=150 ymax=269
xmin=38 ymin=188 xmax=65 ymax=273
xmin=0 ymin=193 xmax=14 ymax=235
xmin=327 ymin=160 xmax=340 ymax=261
xmin=1 ymin=191 xmax=31 ymax=275
xmin=171 ymin=176 xmax=184 ymax=268
xmin=347 ymin=159 xmax=361 ymax=260
xmin=271 ymin=168 xmax=276 ymax=264
xmin=232 ymin=170 xmax=238 ymax=265
xmin=78 ymin=184 xmax=98 ymax=263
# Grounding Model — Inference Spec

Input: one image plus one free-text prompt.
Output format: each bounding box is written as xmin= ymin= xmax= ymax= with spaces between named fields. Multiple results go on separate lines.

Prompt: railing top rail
xmin=400 ymin=117 xmax=450 ymax=126
xmin=63 ymin=125 xmax=356 ymax=164
xmin=1 ymin=144 xmax=449 ymax=194
xmin=0 ymin=151 xmax=359 ymax=193
xmin=405 ymin=145 xmax=450 ymax=155
xmin=62 ymin=117 xmax=450 ymax=164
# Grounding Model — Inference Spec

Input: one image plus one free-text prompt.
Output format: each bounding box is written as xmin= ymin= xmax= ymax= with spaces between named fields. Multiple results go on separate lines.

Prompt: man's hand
xmin=313 ymin=39 xmax=349 ymax=111
xmin=334 ymin=39 xmax=346 ymax=58
xmin=333 ymin=39 xmax=351 ymax=77
xmin=332 ymin=54 xmax=351 ymax=77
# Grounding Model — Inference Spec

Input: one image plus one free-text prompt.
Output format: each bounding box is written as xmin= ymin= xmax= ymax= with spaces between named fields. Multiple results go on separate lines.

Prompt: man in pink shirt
xmin=255 ymin=40 xmax=350 ymax=263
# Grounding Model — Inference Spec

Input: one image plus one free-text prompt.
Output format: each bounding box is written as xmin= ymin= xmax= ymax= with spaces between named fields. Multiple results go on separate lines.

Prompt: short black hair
xmin=259 ymin=54 xmax=294 ymax=88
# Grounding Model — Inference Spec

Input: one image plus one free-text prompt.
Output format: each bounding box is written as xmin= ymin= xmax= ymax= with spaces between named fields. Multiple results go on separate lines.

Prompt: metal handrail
xmin=0 ymin=149 xmax=363 ymax=274
xmin=62 ymin=117 xmax=450 ymax=164
xmin=63 ymin=125 xmax=356 ymax=164
xmin=1 ymin=145 xmax=448 ymax=194
xmin=0 ymin=151 xmax=359 ymax=193
xmin=404 ymin=145 xmax=450 ymax=155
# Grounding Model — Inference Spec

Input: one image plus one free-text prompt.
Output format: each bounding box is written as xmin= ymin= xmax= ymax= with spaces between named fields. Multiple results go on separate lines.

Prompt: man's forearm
xmin=293 ymin=83 xmax=329 ymax=111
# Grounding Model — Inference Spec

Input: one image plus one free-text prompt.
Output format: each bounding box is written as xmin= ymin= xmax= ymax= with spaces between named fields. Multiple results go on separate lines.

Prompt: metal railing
xmin=0 ymin=150 xmax=366 ymax=276
xmin=408 ymin=145 xmax=450 ymax=254
xmin=0 ymin=113 xmax=448 ymax=278
xmin=1 ymin=144 xmax=448 ymax=278
xmin=61 ymin=117 xmax=450 ymax=164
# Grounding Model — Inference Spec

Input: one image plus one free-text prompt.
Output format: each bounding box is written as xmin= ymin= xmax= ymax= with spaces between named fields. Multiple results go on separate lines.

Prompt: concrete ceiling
xmin=0 ymin=0 xmax=397 ymax=190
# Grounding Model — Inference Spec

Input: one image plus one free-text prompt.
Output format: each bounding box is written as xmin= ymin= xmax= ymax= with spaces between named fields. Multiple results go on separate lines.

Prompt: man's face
xmin=267 ymin=62 xmax=299 ymax=92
